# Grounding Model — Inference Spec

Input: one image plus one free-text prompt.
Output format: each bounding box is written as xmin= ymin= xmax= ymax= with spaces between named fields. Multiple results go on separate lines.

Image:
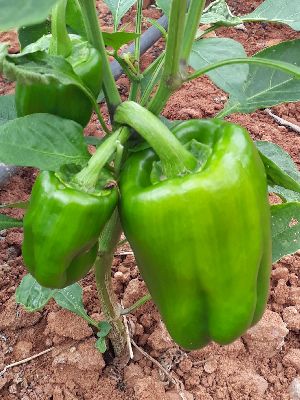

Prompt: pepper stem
xmin=73 ymin=127 xmax=130 ymax=191
xmin=114 ymin=101 xmax=197 ymax=178
xmin=49 ymin=0 xmax=72 ymax=57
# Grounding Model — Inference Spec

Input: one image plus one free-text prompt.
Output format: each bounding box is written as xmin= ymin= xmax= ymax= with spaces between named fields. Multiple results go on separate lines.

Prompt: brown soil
xmin=0 ymin=1 xmax=300 ymax=399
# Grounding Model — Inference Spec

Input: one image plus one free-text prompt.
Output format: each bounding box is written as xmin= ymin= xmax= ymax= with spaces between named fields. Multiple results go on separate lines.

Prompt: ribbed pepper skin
xmin=22 ymin=171 xmax=117 ymax=289
xmin=120 ymin=119 xmax=272 ymax=350
xmin=15 ymin=35 xmax=102 ymax=127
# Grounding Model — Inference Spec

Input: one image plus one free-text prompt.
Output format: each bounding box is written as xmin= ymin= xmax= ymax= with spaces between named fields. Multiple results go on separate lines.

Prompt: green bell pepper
xmin=119 ymin=118 xmax=272 ymax=350
xmin=15 ymin=34 xmax=102 ymax=127
xmin=22 ymin=170 xmax=117 ymax=289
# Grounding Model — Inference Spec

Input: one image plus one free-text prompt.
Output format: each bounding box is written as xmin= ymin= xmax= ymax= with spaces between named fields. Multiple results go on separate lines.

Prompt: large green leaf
xmin=201 ymin=0 xmax=242 ymax=26
xmin=16 ymin=274 xmax=55 ymax=312
xmin=222 ymin=40 xmax=300 ymax=115
xmin=256 ymin=141 xmax=300 ymax=195
xmin=53 ymin=284 xmax=90 ymax=320
xmin=243 ymin=0 xmax=300 ymax=31
xmin=190 ymin=38 xmax=248 ymax=94
xmin=0 ymin=0 xmax=58 ymax=31
xmin=0 ymin=95 xmax=17 ymax=126
xmin=18 ymin=21 xmax=51 ymax=50
xmin=0 ymin=114 xmax=89 ymax=170
xmin=103 ymin=0 xmax=137 ymax=30
xmin=271 ymin=202 xmax=300 ymax=262
xmin=102 ymin=32 xmax=139 ymax=50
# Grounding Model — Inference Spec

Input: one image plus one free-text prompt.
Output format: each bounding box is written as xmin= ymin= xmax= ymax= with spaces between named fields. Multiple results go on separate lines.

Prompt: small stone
xmin=283 ymin=349 xmax=300 ymax=372
xmin=242 ymin=310 xmax=288 ymax=357
xmin=289 ymin=377 xmax=300 ymax=400
xmin=124 ymin=363 xmax=144 ymax=388
xmin=282 ymin=307 xmax=300 ymax=331
xmin=166 ymin=390 xmax=194 ymax=400
xmin=290 ymin=287 xmax=300 ymax=306
xmin=147 ymin=323 xmax=173 ymax=352
xmin=179 ymin=358 xmax=193 ymax=373
xmin=204 ymin=359 xmax=218 ymax=374
xmin=45 ymin=309 xmax=93 ymax=340
xmin=271 ymin=266 xmax=289 ymax=282
xmin=13 ymin=340 xmax=33 ymax=360
xmin=133 ymin=376 xmax=168 ymax=400
xmin=273 ymin=279 xmax=289 ymax=305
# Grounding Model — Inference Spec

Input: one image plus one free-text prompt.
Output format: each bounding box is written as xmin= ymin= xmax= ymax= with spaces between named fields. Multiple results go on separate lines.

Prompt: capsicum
xmin=115 ymin=102 xmax=272 ymax=350
xmin=15 ymin=0 xmax=102 ymax=127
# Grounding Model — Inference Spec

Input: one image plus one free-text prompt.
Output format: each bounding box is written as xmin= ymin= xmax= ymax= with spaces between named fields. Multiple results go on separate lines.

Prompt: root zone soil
xmin=0 ymin=1 xmax=299 ymax=399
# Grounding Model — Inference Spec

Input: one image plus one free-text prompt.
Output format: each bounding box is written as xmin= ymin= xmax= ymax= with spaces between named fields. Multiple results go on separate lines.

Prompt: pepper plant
xmin=0 ymin=0 xmax=300 ymax=356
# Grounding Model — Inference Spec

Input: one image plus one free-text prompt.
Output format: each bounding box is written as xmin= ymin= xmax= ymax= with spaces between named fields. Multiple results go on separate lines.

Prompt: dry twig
xmin=265 ymin=108 xmax=300 ymax=134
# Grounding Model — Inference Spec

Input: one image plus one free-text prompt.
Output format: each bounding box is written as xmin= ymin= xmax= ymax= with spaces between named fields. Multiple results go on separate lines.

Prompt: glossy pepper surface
xmin=119 ymin=119 xmax=272 ymax=350
xmin=15 ymin=34 xmax=102 ymax=127
xmin=22 ymin=171 xmax=117 ymax=289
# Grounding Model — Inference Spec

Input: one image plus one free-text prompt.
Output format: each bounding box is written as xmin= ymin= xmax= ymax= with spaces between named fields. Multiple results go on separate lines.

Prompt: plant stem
xmin=148 ymin=0 xmax=187 ymax=115
xmin=181 ymin=0 xmax=206 ymax=64
xmin=49 ymin=0 xmax=72 ymax=57
xmin=114 ymin=101 xmax=197 ymax=178
xmin=77 ymin=0 xmax=121 ymax=118
xmin=94 ymin=210 xmax=127 ymax=356
xmin=129 ymin=0 xmax=143 ymax=101
xmin=187 ymin=57 xmax=300 ymax=81
xmin=121 ymin=294 xmax=152 ymax=315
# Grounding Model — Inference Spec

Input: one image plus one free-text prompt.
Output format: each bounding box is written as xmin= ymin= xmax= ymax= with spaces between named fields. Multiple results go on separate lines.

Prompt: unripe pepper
xmin=22 ymin=171 xmax=117 ymax=289
xmin=117 ymin=113 xmax=272 ymax=350
xmin=15 ymin=34 xmax=102 ymax=127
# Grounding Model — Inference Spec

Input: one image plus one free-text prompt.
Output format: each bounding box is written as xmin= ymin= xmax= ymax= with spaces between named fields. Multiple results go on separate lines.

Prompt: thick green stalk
xmin=94 ymin=210 xmax=127 ymax=356
xmin=129 ymin=0 xmax=143 ymax=101
xmin=77 ymin=0 xmax=121 ymax=117
xmin=181 ymin=0 xmax=206 ymax=63
xmin=114 ymin=101 xmax=197 ymax=178
xmin=148 ymin=0 xmax=187 ymax=115
xmin=49 ymin=0 xmax=72 ymax=57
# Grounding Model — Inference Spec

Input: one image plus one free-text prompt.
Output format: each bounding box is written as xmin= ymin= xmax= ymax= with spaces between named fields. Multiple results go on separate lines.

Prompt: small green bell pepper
xmin=15 ymin=34 xmax=102 ymax=127
xmin=22 ymin=171 xmax=117 ymax=289
xmin=119 ymin=118 xmax=272 ymax=350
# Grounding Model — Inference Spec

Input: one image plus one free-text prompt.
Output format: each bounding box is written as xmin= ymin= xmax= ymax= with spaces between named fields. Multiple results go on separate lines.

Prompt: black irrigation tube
xmin=0 ymin=14 xmax=168 ymax=187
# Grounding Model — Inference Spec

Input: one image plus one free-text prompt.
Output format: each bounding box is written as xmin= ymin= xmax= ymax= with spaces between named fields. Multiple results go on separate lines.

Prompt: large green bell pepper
xmin=15 ymin=34 xmax=102 ymax=127
xmin=22 ymin=171 xmax=117 ymax=289
xmin=119 ymin=118 xmax=272 ymax=350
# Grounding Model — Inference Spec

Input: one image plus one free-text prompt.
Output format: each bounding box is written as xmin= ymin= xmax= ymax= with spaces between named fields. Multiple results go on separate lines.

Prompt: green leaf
xmin=201 ymin=0 xmax=242 ymax=26
xmin=0 ymin=43 xmax=8 ymax=71
xmin=0 ymin=0 xmax=59 ymax=31
xmin=0 ymin=214 xmax=23 ymax=230
xmin=0 ymin=114 xmax=89 ymax=170
xmin=103 ymin=32 xmax=139 ymax=50
xmin=269 ymin=186 xmax=300 ymax=203
xmin=256 ymin=141 xmax=300 ymax=194
xmin=103 ymin=0 xmax=137 ymax=30
xmin=0 ymin=95 xmax=17 ymax=126
xmin=271 ymin=202 xmax=300 ymax=262
xmin=155 ymin=0 xmax=170 ymax=16
xmin=190 ymin=38 xmax=248 ymax=94
xmin=0 ymin=201 xmax=28 ymax=209
xmin=18 ymin=20 xmax=51 ymax=50
xmin=97 ymin=321 xmax=112 ymax=337
xmin=53 ymin=283 xmax=90 ymax=320
xmin=243 ymin=0 xmax=300 ymax=31
xmin=84 ymin=136 xmax=104 ymax=146
xmin=2 ymin=51 xmax=94 ymax=106
xmin=66 ymin=0 xmax=87 ymax=38
xmin=15 ymin=274 xmax=54 ymax=312
xmin=95 ymin=337 xmax=107 ymax=353
xmin=222 ymin=40 xmax=300 ymax=115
